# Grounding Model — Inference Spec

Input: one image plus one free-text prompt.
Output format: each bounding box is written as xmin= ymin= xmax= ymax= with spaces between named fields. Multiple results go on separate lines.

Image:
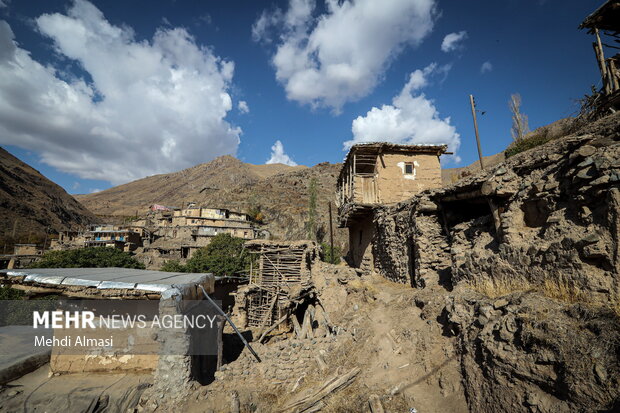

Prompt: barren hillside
xmin=76 ymin=156 xmax=348 ymax=248
xmin=0 ymin=147 xmax=97 ymax=245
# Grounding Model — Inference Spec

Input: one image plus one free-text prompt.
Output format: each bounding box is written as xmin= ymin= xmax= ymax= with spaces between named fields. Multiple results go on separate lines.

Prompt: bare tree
xmin=509 ymin=93 xmax=529 ymax=140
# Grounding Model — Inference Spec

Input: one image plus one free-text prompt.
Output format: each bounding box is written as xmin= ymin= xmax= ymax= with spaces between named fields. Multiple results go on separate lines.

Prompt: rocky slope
xmin=369 ymin=111 xmax=620 ymax=411
xmin=76 ymin=156 xmax=348 ymax=248
xmin=0 ymin=147 xmax=96 ymax=245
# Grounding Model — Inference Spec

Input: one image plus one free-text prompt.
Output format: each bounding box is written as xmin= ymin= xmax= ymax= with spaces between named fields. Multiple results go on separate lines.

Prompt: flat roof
xmin=339 ymin=142 xmax=449 ymax=180
xmin=0 ymin=267 xmax=214 ymax=296
xmin=580 ymin=0 xmax=620 ymax=32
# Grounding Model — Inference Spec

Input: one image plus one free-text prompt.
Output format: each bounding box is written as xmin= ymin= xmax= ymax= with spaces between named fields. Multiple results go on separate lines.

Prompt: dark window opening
xmin=181 ymin=247 xmax=190 ymax=259
xmin=522 ymin=200 xmax=550 ymax=228
xmin=441 ymin=198 xmax=493 ymax=229
xmin=404 ymin=163 xmax=414 ymax=174
xmin=359 ymin=229 xmax=363 ymax=245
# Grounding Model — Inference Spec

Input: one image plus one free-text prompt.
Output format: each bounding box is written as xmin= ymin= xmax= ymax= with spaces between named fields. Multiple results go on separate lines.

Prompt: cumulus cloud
xmin=480 ymin=61 xmax=493 ymax=73
xmin=238 ymin=100 xmax=249 ymax=114
xmin=266 ymin=140 xmax=297 ymax=166
xmin=253 ymin=0 xmax=436 ymax=111
xmin=0 ymin=1 xmax=240 ymax=185
xmin=346 ymin=63 xmax=460 ymax=159
xmin=440 ymin=30 xmax=467 ymax=52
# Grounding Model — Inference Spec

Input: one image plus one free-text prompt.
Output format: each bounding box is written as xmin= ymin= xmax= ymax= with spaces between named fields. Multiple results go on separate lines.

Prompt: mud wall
xmin=376 ymin=153 xmax=442 ymax=203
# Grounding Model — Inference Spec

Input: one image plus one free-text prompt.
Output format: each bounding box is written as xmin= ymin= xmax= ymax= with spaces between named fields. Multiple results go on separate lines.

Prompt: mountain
xmin=0 ymin=147 xmax=97 ymax=246
xmin=75 ymin=156 xmax=348 ymax=247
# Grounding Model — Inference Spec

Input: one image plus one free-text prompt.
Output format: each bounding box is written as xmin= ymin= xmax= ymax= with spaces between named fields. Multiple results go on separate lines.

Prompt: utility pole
xmin=43 ymin=227 xmax=49 ymax=252
xmin=328 ymin=202 xmax=334 ymax=264
xmin=469 ymin=94 xmax=485 ymax=170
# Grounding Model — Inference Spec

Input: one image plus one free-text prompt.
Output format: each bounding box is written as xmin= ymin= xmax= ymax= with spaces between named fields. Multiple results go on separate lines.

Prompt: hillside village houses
xmin=0 ymin=243 xmax=43 ymax=269
xmin=49 ymin=203 xmax=266 ymax=269
xmin=336 ymin=143 xmax=449 ymax=272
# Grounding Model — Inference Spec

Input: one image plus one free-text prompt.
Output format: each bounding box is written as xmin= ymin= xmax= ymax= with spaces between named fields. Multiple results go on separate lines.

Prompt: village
xmin=0 ymin=203 xmax=267 ymax=271
xmin=0 ymin=1 xmax=619 ymax=412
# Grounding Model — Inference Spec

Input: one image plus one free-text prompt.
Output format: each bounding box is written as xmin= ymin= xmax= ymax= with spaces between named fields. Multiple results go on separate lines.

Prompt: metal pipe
xmin=199 ymin=285 xmax=261 ymax=362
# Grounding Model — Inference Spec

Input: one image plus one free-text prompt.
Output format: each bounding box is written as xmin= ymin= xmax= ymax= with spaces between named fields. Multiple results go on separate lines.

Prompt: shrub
xmin=505 ymin=133 xmax=554 ymax=158
xmin=160 ymin=259 xmax=186 ymax=272
xmin=505 ymin=117 xmax=576 ymax=158
xmin=320 ymin=242 xmax=342 ymax=265
xmin=30 ymin=247 xmax=145 ymax=269
xmin=185 ymin=234 xmax=250 ymax=277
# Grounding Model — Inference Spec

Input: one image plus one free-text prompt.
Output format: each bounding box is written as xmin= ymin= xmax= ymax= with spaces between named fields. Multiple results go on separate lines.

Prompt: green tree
xmin=246 ymin=192 xmax=265 ymax=224
xmin=30 ymin=247 xmax=145 ymax=269
xmin=320 ymin=242 xmax=342 ymax=265
xmin=185 ymin=234 xmax=250 ymax=277
xmin=160 ymin=259 xmax=187 ymax=272
xmin=306 ymin=177 xmax=318 ymax=240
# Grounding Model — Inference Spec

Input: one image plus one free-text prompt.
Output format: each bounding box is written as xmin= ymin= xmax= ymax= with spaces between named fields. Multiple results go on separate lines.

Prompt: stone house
xmin=336 ymin=143 xmax=448 ymax=271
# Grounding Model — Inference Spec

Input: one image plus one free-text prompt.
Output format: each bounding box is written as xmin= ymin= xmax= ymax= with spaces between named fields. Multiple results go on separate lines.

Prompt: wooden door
xmin=361 ymin=176 xmax=377 ymax=204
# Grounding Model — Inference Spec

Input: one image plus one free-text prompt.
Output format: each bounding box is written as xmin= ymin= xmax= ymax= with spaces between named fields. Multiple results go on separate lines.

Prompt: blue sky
xmin=0 ymin=0 xmax=602 ymax=194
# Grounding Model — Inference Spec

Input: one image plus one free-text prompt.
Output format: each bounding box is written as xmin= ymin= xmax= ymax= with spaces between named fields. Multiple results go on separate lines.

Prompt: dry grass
xmin=540 ymin=278 xmax=584 ymax=303
xmin=466 ymin=275 xmax=620 ymax=318
xmin=465 ymin=276 xmax=533 ymax=298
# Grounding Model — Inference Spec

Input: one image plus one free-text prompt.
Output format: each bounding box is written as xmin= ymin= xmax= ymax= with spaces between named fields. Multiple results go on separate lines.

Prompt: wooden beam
xmin=608 ymin=58 xmax=619 ymax=92
xmin=595 ymin=29 xmax=611 ymax=94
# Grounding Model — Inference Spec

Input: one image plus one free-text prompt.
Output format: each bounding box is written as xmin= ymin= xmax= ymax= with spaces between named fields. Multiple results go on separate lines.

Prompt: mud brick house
xmin=336 ymin=143 xmax=448 ymax=271
xmin=84 ymin=225 xmax=142 ymax=252
xmin=0 ymin=244 xmax=43 ymax=269
xmin=138 ymin=206 xmax=263 ymax=269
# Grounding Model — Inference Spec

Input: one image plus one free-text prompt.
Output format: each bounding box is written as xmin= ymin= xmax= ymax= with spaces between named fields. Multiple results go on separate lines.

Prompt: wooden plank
xmin=259 ymin=313 xmax=289 ymax=343
xmin=280 ymin=367 xmax=360 ymax=412
xmin=216 ymin=315 xmax=225 ymax=371
xmin=368 ymin=394 xmax=385 ymax=413
xmin=292 ymin=314 xmax=302 ymax=338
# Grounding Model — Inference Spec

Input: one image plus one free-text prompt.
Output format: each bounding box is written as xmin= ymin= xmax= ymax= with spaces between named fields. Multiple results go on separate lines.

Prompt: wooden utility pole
xmin=43 ymin=227 xmax=49 ymax=252
xmin=328 ymin=202 xmax=334 ymax=264
xmin=469 ymin=94 xmax=485 ymax=170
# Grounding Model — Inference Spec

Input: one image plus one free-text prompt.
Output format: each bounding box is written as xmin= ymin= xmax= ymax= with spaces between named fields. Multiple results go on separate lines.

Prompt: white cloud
xmin=71 ymin=181 xmax=80 ymax=190
xmin=266 ymin=140 xmax=297 ymax=166
xmin=238 ymin=100 xmax=249 ymax=114
xmin=0 ymin=1 xmax=9 ymax=9
xmin=89 ymin=188 xmax=102 ymax=193
xmin=0 ymin=1 xmax=240 ymax=185
xmin=441 ymin=30 xmax=467 ymax=52
xmin=253 ymin=0 xmax=436 ymax=112
xmin=480 ymin=61 xmax=493 ymax=73
xmin=346 ymin=63 xmax=460 ymax=160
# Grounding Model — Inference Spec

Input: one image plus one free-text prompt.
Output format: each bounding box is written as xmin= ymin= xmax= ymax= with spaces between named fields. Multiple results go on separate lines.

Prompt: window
xmin=404 ymin=163 xmax=414 ymax=174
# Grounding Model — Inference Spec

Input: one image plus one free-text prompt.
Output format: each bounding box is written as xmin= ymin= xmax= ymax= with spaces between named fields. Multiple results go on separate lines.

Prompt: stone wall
xmin=373 ymin=196 xmax=451 ymax=288
xmin=371 ymin=114 xmax=620 ymax=303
